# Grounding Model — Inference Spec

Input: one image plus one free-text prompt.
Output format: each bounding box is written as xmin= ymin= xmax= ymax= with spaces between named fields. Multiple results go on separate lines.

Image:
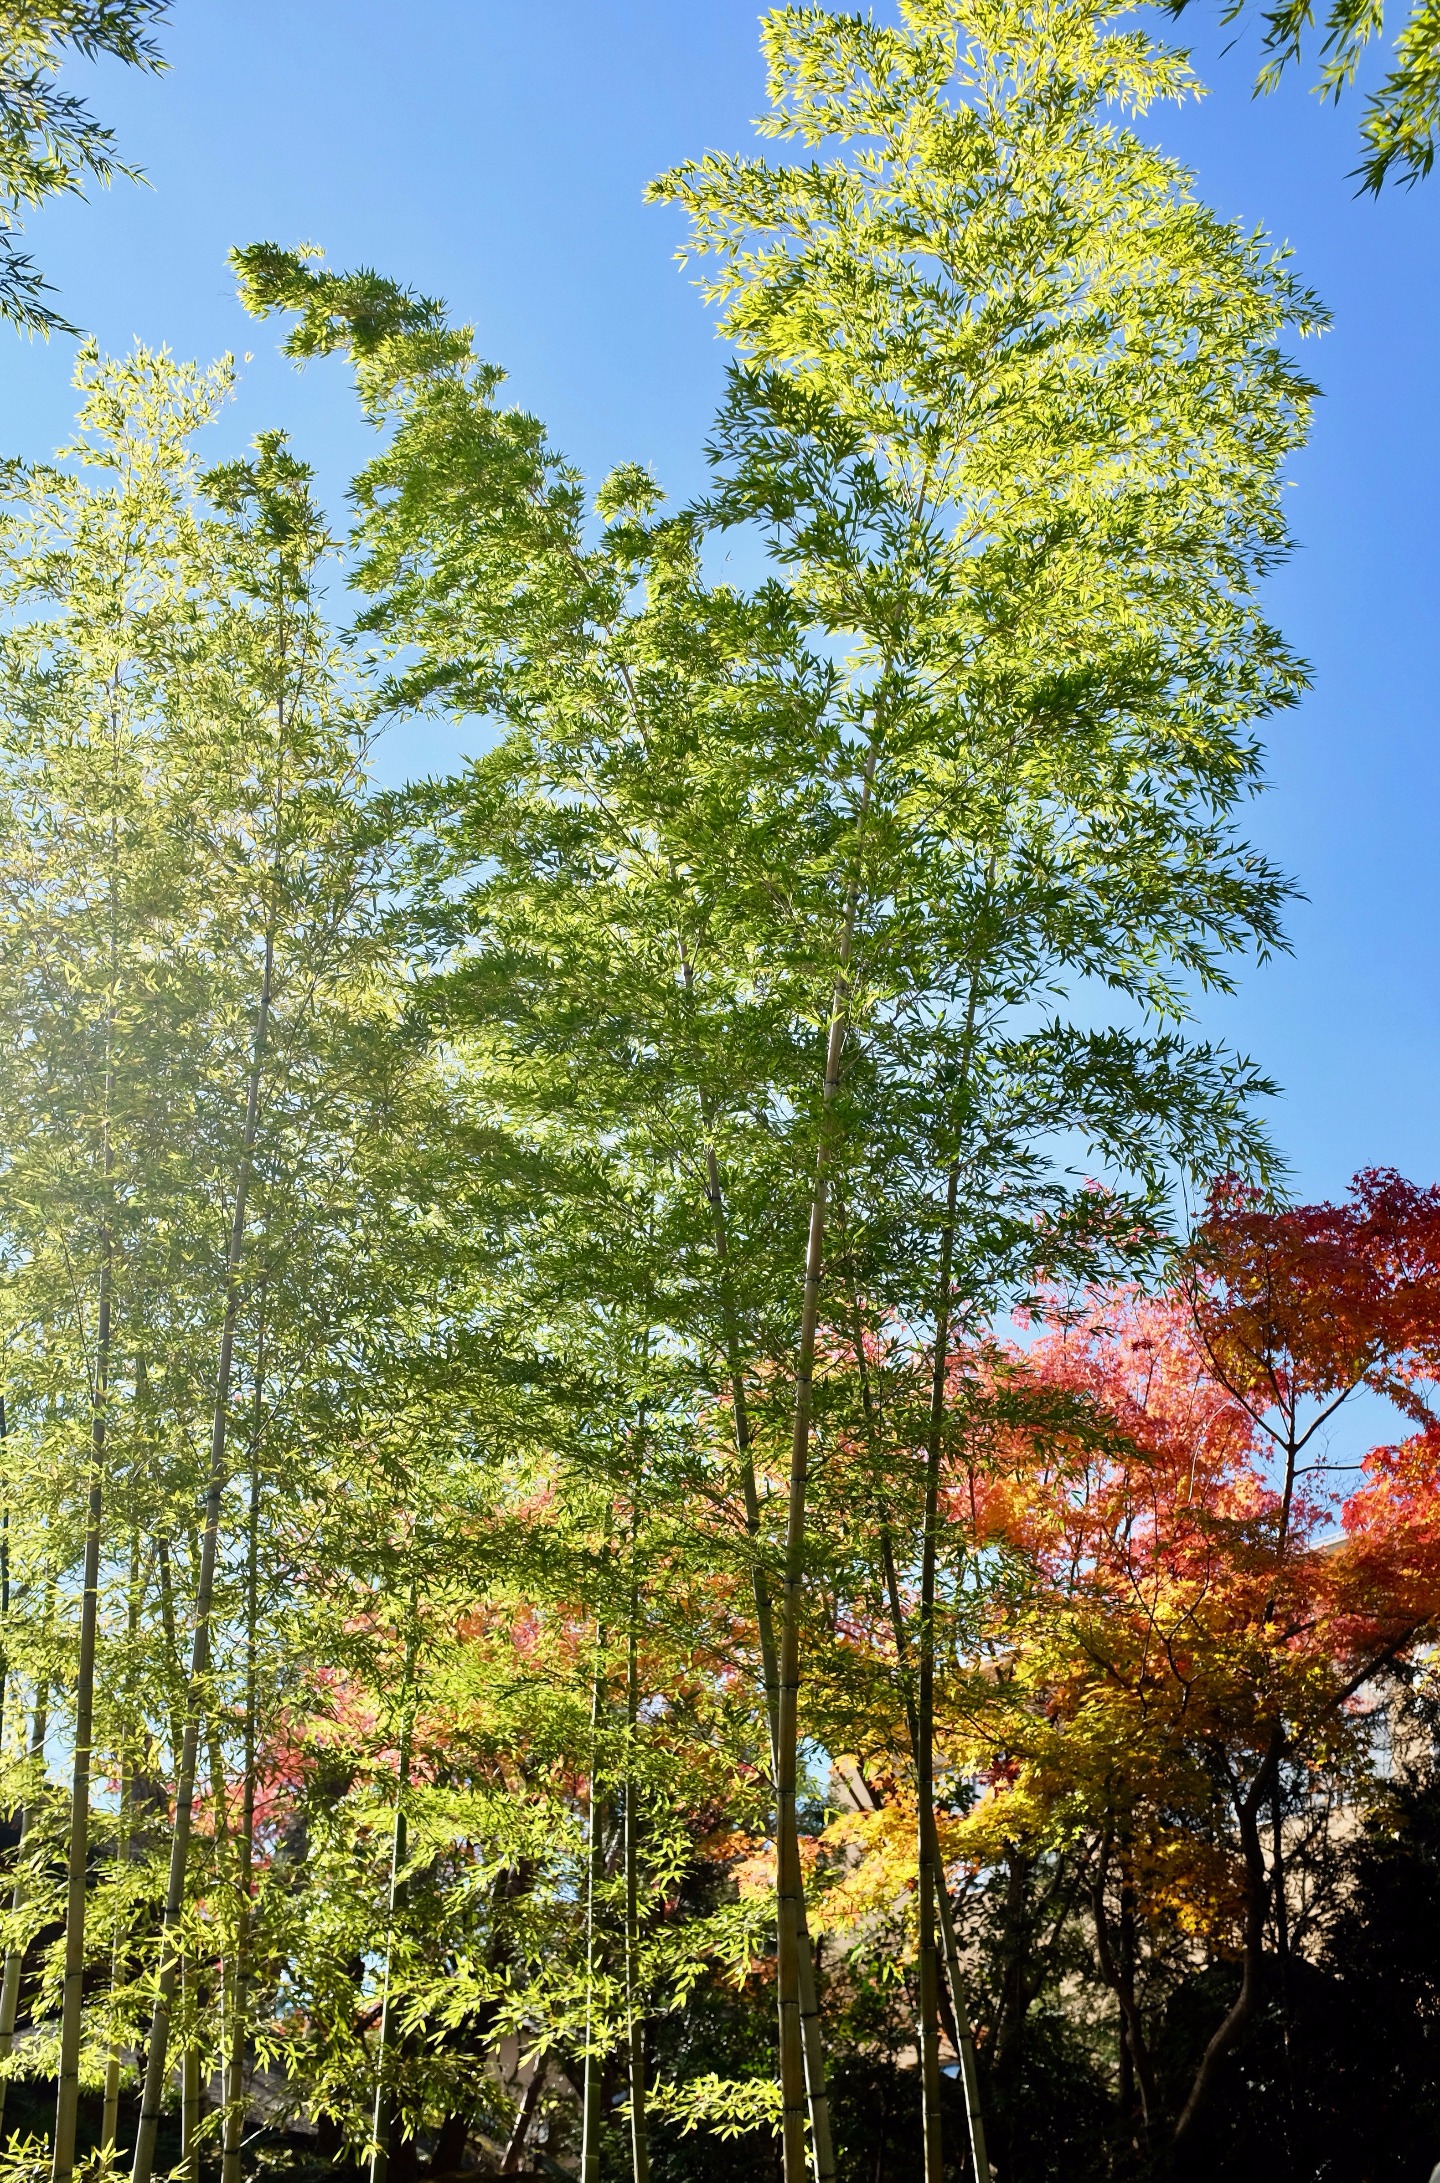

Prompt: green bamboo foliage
xmin=0 ymin=349 xmax=236 ymax=2183
xmin=0 ymin=348 xmax=463 ymax=2176
xmin=227 ymin=2 xmax=1321 ymax=2170
xmin=0 ymin=1 xmax=170 ymax=334
xmin=654 ymin=4 xmax=1320 ymax=2165
xmin=0 ymin=4 xmax=1345 ymax=2176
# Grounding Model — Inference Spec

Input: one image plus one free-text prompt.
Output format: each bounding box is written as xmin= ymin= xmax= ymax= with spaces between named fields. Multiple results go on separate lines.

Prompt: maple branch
xmin=1172 ymin=1730 xmax=1279 ymax=2143
xmin=1180 ymin=1265 xmax=1373 ymax=1551
xmin=1315 ymin=1624 xmax=1421 ymax=1723
xmin=1091 ymin=1833 xmax=1160 ymax=2134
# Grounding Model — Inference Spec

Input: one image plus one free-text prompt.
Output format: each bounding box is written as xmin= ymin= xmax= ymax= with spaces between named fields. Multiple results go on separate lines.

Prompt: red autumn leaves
xmin=936 ymin=1173 xmax=1440 ymax=2033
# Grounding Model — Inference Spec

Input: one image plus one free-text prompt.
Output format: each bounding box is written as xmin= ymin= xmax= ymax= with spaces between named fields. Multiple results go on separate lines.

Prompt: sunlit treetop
xmin=0 ymin=0 xmax=170 ymax=335
xmin=1170 ymin=0 xmax=1440 ymax=191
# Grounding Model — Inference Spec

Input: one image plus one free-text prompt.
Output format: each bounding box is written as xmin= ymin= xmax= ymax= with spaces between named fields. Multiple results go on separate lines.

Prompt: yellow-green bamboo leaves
xmin=0 ymin=0 xmax=169 ymax=334
xmin=0 ymin=346 xmax=440 ymax=2172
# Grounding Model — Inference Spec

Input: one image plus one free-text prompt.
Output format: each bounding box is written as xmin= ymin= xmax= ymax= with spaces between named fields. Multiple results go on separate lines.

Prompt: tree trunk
xmin=500 ymin=2066 xmax=543 ymax=2174
xmin=776 ymin=750 xmax=874 ymax=2183
xmin=180 ymin=1984 xmax=201 ymax=2183
xmin=371 ymin=1596 xmax=419 ymax=2183
xmin=701 ymin=1138 xmax=835 ymax=2183
xmin=1093 ymin=1841 xmax=1159 ymax=2144
xmin=625 ymin=1573 xmax=650 ymax=2183
xmin=916 ymin=1157 xmax=960 ymax=2183
xmin=934 ymin=1878 xmax=991 ymax=2183
xmin=917 ymin=1858 xmax=944 ymax=2183
xmin=102 ymin=1531 xmax=142 ymax=2153
xmin=131 ymin=932 xmax=274 ymax=2183
xmin=1172 ymin=1746 xmax=1275 ymax=2142
xmin=53 ymin=1239 xmax=111 ymax=2183
xmin=853 ymin=1310 xmax=990 ymax=2183
xmin=428 ymin=2112 xmax=469 ymax=2176
xmin=580 ymin=1626 xmax=605 ymax=2183
xmin=222 ymin=1437 xmax=264 ymax=2183
xmin=154 ymin=1533 xmax=185 ymax=1767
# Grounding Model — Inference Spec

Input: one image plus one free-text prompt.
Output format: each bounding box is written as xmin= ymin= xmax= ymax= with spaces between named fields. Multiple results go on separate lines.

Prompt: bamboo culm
xmin=877 ymin=1501 xmax=992 ymax=2182
xmin=625 ymin=1573 xmax=651 ymax=2183
xmin=181 ymin=1966 xmax=201 ymax=2183
xmin=849 ymin=948 xmax=991 ymax=2183
xmin=869 ymin=1451 xmax=992 ymax=2180
xmin=222 ymin=1436 xmax=264 ymax=2183
xmin=854 ymin=1301 xmax=991 ymax=2183
xmin=580 ymin=1625 xmax=605 ymax=2183
xmin=53 ymin=1239 xmax=111 ymax=2183
xmin=917 ymin=1159 xmax=960 ymax=2183
xmin=501 ymin=2070 xmax=543 ymax=2174
xmin=101 ymin=1531 xmax=143 ymax=2153
xmin=369 ymin=1597 xmax=418 ymax=2183
xmin=681 ymin=870 xmax=837 ymax=2183
xmin=776 ymin=747 xmax=875 ymax=2183
xmin=702 ymin=1141 xmax=836 ymax=2183
xmin=130 ymin=931 xmax=273 ymax=2183
xmin=918 ymin=1138 xmax=991 ymax=2183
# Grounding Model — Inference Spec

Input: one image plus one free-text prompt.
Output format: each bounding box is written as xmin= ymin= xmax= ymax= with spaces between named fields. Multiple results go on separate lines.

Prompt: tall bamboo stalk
xmin=850 ymin=1303 xmax=990 ymax=2183
xmin=101 ymin=1530 xmax=142 ymax=2152
xmin=776 ymin=747 xmax=874 ymax=2183
xmin=701 ymin=1142 xmax=835 ymax=2181
xmin=936 ymin=1875 xmax=990 ymax=2183
xmin=370 ymin=1584 xmax=419 ymax=2183
xmin=625 ymin=1566 xmax=650 ymax=2183
xmin=55 ymin=671 xmax=129 ymax=2183
xmin=53 ymin=1233 xmax=111 ymax=2183
xmin=917 ymin=1128 xmax=991 ymax=2183
xmin=682 ymin=875 xmax=836 ymax=2183
xmin=580 ymin=1621 xmax=606 ymax=2183
xmin=130 ymin=931 xmax=274 ymax=2183
xmin=154 ymin=1534 xmax=185 ymax=1771
xmin=180 ymin=1965 xmax=200 ymax=2183
xmin=99 ymin=1789 xmax=128 ymax=2151
xmin=154 ymin=1503 xmax=197 ymax=2145
xmin=916 ymin=1159 xmax=960 ymax=2183
xmin=222 ymin=1415 xmax=264 ymax=2183
xmin=0 ymin=1669 xmax=52 ymax=2138
xmin=847 ymin=947 xmax=991 ymax=2183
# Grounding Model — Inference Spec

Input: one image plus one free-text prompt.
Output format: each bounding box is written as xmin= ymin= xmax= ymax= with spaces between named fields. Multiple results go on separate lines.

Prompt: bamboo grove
xmin=1 ymin=4 xmax=1439 ymax=2182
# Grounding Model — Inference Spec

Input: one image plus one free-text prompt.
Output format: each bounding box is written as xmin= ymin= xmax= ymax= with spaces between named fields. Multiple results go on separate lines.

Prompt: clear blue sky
xmin=6 ymin=0 xmax=1437 ymax=1210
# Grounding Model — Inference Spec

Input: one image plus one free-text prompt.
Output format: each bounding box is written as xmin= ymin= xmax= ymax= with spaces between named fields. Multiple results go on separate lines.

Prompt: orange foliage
xmin=939 ymin=1175 xmax=1440 ymax=1954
